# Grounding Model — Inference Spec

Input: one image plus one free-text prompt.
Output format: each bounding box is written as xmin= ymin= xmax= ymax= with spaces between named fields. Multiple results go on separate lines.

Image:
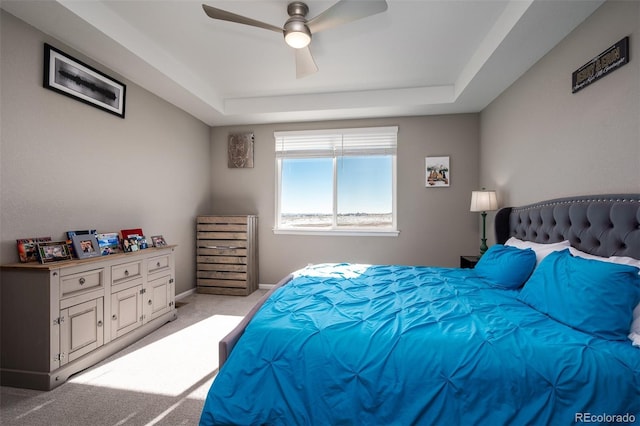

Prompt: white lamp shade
xmin=470 ymin=190 xmax=498 ymax=212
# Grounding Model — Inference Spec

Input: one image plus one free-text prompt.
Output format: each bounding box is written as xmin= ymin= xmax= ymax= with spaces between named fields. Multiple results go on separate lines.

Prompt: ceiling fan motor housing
xmin=287 ymin=1 xmax=309 ymax=17
xmin=284 ymin=2 xmax=312 ymax=48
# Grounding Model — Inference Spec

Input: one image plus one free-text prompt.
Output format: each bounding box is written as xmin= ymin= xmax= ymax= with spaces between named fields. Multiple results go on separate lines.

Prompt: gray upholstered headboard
xmin=495 ymin=194 xmax=640 ymax=260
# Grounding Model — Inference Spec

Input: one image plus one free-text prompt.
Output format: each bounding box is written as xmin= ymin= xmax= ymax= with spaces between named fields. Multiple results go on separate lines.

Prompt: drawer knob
xmin=148 ymin=299 xmax=153 ymax=305
xmin=112 ymin=314 xmax=117 ymax=320
xmin=124 ymin=270 xmax=129 ymax=276
xmin=156 ymin=262 xmax=161 ymax=267
xmin=97 ymin=320 xmax=103 ymax=327
xmin=79 ymin=277 xmax=86 ymax=285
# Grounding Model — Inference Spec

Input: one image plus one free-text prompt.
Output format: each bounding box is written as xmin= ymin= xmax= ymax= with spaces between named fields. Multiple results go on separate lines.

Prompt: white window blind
xmin=274 ymin=126 xmax=398 ymax=158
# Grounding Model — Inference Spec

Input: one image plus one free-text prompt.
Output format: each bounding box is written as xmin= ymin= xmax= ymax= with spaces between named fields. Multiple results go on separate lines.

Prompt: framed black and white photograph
xmin=37 ymin=241 xmax=72 ymax=264
xmin=72 ymin=234 xmax=102 ymax=259
xmin=43 ymin=43 xmax=126 ymax=118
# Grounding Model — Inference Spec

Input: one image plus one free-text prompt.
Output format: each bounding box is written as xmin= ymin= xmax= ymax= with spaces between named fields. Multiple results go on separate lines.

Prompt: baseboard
xmin=180 ymin=284 xmax=273 ymax=296
xmin=176 ymin=287 xmax=196 ymax=300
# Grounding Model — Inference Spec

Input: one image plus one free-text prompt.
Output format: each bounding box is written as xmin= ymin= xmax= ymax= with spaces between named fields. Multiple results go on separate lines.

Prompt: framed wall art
xmin=228 ymin=132 xmax=254 ymax=168
xmin=72 ymin=234 xmax=101 ymax=259
xmin=37 ymin=241 xmax=72 ymax=264
xmin=43 ymin=43 xmax=126 ymax=118
xmin=425 ymin=156 xmax=450 ymax=187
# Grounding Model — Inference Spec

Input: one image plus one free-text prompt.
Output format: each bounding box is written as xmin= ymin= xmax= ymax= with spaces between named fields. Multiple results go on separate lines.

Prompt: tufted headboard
xmin=495 ymin=194 xmax=640 ymax=260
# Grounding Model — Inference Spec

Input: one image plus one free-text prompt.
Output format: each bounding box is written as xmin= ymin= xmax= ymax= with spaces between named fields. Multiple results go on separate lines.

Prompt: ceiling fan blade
xmin=295 ymin=47 xmax=318 ymax=79
xmin=307 ymin=0 xmax=388 ymax=34
xmin=202 ymin=4 xmax=282 ymax=33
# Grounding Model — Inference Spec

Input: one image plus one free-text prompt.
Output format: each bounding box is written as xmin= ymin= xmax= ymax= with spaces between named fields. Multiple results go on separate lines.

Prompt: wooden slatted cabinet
xmin=196 ymin=215 xmax=258 ymax=295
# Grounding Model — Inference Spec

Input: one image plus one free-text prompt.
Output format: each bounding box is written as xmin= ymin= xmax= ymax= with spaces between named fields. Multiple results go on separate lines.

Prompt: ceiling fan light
xmin=284 ymin=17 xmax=311 ymax=49
xmin=285 ymin=31 xmax=311 ymax=48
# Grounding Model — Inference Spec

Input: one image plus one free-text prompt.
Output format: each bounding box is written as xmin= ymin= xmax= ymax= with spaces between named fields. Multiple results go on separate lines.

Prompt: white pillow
xmin=505 ymin=237 xmax=571 ymax=266
xmin=568 ymin=246 xmax=640 ymax=269
xmin=568 ymin=246 xmax=640 ymax=347
xmin=630 ymin=303 xmax=640 ymax=347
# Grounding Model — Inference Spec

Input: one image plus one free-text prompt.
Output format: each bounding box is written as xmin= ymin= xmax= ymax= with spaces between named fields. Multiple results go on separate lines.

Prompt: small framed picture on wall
xmin=228 ymin=133 xmax=254 ymax=168
xmin=425 ymin=156 xmax=450 ymax=187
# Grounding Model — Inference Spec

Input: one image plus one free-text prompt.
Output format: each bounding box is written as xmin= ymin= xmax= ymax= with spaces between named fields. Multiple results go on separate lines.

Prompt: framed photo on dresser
xmin=17 ymin=237 xmax=52 ymax=262
xmin=37 ymin=241 xmax=72 ymax=263
xmin=121 ymin=228 xmax=143 ymax=239
xmin=96 ymin=232 xmax=121 ymax=255
xmin=151 ymin=235 xmax=167 ymax=247
xmin=72 ymin=234 xmax=101 ymax=259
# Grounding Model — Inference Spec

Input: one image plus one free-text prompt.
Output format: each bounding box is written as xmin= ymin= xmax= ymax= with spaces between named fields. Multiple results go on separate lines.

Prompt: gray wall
xmin=480 ymin=0 xmax=640 ymax=244
xmin=210 ymin=115 xmax=480 ymax=284
xmin=0 ymin=11 xmax=212 ymax=295
xmin=8 ymin=2 xmax=633 ymax=291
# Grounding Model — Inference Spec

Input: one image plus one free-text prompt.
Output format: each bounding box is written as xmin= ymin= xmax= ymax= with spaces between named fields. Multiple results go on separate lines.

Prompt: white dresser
xmin=1 ymin=245 xmax=177 ymax=390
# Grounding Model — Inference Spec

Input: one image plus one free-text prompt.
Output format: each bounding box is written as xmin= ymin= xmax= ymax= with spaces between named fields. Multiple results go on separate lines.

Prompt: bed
xmin=200 ymin=194 xmax=640 ymax=425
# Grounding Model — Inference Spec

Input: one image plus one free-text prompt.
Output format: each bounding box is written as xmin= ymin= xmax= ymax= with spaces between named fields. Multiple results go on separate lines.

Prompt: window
xmin=274 ymin=126 xmax=398 ymax=235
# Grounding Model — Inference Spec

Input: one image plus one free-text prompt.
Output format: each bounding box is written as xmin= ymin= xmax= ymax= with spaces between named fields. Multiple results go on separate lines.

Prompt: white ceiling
xmin=2 ymin=0 xmax=604 ymax=126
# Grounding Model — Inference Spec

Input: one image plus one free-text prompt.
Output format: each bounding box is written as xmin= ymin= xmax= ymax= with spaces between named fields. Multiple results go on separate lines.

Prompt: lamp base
xmin=479 ymin=211 xmax=488 ymax=256
xmin=480 ymin=239 xmax=488 ymax=256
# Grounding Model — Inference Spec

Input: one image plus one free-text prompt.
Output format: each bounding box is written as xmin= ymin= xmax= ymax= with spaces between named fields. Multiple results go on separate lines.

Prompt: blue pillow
xmin=474 ymin=244 xmax=536 ymax=289
xmin=517 ymin=249 xmax=640 ymax=341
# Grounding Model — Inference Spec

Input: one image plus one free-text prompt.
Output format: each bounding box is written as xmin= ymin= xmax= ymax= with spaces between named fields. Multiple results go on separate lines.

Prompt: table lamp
xmin=470 ymin=189 xmax=498 ymax=255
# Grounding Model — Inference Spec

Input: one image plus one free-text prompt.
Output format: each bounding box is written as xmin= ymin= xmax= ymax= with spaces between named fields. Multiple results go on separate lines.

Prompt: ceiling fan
xmin=202 ymin=0 xmax=388 ymax=79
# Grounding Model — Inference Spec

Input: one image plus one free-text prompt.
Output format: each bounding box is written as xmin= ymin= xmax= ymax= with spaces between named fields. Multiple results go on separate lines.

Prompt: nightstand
xmin=460 ymin=255 xmax=480 ymax=268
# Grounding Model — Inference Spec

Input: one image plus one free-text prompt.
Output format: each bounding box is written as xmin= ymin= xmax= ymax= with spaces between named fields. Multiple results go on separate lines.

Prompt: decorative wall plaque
xmin=228 ymin=133 xmax=254 ymax=168
xmin=572 ymin=37 xmax=629 ymax=94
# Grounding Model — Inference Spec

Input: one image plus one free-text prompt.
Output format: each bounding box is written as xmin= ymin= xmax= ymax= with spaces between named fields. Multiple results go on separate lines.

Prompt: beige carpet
xmin=0 ymin=290 xmax=267 ymax=426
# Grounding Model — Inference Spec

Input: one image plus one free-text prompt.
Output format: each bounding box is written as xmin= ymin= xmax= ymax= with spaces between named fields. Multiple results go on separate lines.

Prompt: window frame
xmin=274 ymin=127 xmax=399 ymax=236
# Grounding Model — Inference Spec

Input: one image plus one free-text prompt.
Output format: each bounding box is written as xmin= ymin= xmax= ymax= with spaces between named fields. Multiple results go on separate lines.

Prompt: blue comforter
xmin=200 ymin=264 xmax=640 ymax=425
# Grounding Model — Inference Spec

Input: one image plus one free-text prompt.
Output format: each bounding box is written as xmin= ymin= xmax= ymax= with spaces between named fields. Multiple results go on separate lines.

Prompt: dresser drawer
xmin=111 ymin=261 xmax=142 ymax=284
xmin=197 ymin=244 xmax=247 ymax=256
xmin=148 ymin=254 xmax=170 ymax=275
xmin=197 ymin=255 xmax=246 ymax=265
xmin=197 ymin=270 xmax=247 ymax=280
xmin=60 ymin=268 xmax=104 ymax=298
